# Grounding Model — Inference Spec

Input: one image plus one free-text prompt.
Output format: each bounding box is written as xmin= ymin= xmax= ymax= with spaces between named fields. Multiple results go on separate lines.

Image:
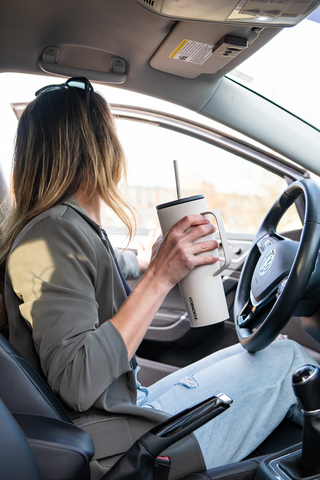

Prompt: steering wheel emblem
xmin=259 ymin=249 xmax=276 ymax=275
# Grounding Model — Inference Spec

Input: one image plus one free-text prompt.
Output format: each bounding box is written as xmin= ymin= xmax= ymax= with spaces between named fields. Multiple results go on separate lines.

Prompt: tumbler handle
xmin=201 ymin=210 xmax=231 ymax=276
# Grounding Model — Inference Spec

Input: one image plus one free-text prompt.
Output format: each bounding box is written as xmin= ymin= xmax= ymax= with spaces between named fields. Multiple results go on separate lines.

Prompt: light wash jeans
xmin=136 ymin=340 xmax=318 ymax=469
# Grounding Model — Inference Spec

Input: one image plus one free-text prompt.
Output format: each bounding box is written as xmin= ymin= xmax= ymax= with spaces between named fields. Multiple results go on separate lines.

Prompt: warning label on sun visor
xmin=169 ymin=39 xmax=214 ymax=65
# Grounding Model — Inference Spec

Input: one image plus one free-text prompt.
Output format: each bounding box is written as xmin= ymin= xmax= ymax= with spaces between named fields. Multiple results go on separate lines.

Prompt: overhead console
xmin=136 ymin=0 xmax=320 ymax=27
xmin=137 ymin=0 xmax=320 ymax=78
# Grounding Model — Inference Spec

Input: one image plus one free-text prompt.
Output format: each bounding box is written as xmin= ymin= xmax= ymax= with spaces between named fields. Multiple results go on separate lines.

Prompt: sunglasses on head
xmin=35 ymin=77 xmax=94 ymax=106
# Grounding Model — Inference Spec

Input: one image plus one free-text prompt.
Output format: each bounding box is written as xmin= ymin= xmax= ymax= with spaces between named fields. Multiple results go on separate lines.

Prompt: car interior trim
xmin=202 ymin=77 xmax=320 ymax=171
xmin=110 ymin=104 xmax=309 ymax=181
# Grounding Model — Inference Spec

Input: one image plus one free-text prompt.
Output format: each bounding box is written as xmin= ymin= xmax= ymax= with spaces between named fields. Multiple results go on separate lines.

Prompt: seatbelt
xmin=101 ymin=229 xmax=170 ymax=480
xmin=100 ymin=228 xmax=137 ymax=370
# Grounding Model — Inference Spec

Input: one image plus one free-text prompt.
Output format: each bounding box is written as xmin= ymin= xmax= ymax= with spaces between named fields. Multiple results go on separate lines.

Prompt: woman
xmin=0 ymin=77 xmax=316 ymax=480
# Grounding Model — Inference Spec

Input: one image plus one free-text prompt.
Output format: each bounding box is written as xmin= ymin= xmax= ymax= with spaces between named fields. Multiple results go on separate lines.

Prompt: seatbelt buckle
xmin=154 ymin=456 xmax=171 ymax=480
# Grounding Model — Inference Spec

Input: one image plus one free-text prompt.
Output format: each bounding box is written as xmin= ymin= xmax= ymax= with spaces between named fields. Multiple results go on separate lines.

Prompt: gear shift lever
xmin=292 ymin=364 xmax=320 ymax=477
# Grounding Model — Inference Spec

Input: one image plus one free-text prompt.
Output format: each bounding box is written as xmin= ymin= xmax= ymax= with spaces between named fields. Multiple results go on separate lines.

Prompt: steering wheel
xmin=234 ymin=178 xmax=320 ymax=352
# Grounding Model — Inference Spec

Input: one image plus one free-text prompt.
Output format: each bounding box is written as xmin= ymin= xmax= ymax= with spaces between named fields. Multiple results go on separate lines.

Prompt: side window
xmin=101 ymin=119 xmax=302 ymax=235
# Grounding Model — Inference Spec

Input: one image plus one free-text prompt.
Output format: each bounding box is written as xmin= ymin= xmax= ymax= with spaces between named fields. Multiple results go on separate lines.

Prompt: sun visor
xmin=137 ymin=0 xmax=320 ymax=27
xmin=150 ymin=22 xmax=260 ymax=78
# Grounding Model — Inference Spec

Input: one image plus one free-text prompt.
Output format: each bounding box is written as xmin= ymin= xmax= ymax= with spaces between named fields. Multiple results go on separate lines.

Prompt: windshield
xmin=227 ymin=6 xmax=320 ymax=130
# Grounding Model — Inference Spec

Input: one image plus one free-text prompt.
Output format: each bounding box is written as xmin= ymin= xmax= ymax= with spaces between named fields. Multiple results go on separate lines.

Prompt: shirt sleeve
xmin=7 ymin=215 xmax=131 ymax=411
xmin=115 ymin=248 xmax=140 ymax=280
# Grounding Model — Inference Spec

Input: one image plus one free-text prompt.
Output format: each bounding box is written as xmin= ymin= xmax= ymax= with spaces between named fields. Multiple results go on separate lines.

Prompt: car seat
xmin=0 ymin=332 xmax=94 ymax=480
xmin=0 ymin=331 xmax=240 ymax=480
xmin=0 ymin=332 xmax=303 ymax=480
xmin=0 ymin=397 xmax=42 ymax=480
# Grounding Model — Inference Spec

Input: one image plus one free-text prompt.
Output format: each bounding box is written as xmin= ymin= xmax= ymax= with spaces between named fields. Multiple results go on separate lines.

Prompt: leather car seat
xmin=0 ymin=397 xmax=42 ymax=480
xmin=0 ymin=333 xmax=94 ymax=480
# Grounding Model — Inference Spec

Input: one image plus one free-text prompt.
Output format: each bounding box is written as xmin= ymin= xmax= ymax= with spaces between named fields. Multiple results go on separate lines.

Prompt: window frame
xmin=111 ymin=104 xmax=309 ymax=224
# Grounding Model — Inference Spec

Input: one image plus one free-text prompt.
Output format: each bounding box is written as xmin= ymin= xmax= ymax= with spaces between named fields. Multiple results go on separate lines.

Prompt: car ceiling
xmin=1 ymin=0 xmax=320 ymax=173
xmin=0 ymin=0 xmax=284 ymax=108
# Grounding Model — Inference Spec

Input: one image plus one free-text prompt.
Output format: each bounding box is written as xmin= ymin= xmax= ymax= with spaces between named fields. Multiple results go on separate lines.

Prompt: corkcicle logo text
xmin=189 ymin=297 xmax=198 ymax=321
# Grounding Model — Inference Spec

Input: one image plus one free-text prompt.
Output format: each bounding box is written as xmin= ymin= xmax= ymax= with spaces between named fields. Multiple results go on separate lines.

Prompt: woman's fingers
xmin=173 ymin=240 xmax=220 ymax=269
xmin=148 ymin=214 xmax=223 ymax=287
xmin=170 ymin=215 xmax=217 ymax=243
xmin=186 ymin=224 xmax=217 ymax=245
xmin=173 ymin=214 xmax=212 ymax=233
xmin=187 ymin=238 xmax=219 ymax=256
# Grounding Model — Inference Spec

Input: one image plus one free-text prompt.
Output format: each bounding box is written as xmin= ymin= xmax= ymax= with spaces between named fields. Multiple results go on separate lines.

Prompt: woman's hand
xmin=147 ymin=215 xmax=220 ymax=290
xmin=111 ymin=215 xmax=220 ymax=358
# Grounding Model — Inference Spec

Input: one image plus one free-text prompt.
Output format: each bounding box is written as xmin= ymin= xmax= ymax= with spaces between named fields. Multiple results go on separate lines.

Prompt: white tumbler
xmin=156 ymin=195 xmax=231 ymax=327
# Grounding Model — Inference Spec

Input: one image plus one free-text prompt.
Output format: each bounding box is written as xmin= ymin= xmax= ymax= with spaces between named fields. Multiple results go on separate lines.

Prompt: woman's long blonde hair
xmin=0 ymin=84 xmax=136 ymax=327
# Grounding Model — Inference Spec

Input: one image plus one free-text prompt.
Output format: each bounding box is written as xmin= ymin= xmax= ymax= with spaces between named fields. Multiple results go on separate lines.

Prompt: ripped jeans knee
xmin=175 ymin=375 xmax=199 ymax=389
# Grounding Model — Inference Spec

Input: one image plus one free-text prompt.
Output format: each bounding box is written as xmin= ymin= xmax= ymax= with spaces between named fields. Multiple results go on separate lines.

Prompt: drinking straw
xmin=173 ymin=160 xmax=182 ymax=199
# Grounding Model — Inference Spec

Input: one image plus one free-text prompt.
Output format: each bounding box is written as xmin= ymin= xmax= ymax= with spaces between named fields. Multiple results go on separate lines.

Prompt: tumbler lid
xmin=156 ymin=195 xmax=204 ymax=211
